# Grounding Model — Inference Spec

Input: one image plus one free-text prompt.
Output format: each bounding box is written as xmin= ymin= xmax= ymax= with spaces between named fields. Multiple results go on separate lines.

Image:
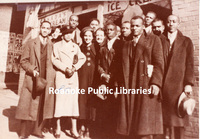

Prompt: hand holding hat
xmin=177 ymin=90 xmax=196 ymax=118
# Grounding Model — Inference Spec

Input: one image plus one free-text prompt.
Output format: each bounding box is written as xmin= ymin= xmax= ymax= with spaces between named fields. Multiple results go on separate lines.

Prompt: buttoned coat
xmin=162 ymin=31 xmax=194 ymax=126
xmin=116 ymin=32 xmax=164 ymax=136
xmin=15 ymin=37 xmax=56 ymax=121
xmin=78 ymin=43 xmax=98 ymax=119
xmin=52 ymin=40 xmax=86 ymax=117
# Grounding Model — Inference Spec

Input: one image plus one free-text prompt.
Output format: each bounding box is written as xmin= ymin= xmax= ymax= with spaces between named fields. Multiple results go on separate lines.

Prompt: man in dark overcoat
xmin=15 ymin=21 xmax=55 ymax=138
xmin=152 ymin=18 xmax=169 ymax=75
xmin=162 ymin=15 xmax=194 ymax=139
xmin=116 ymin=16 xmax=164 ymax=139
xmin=96 ymin=22 xmax=122 ymax=138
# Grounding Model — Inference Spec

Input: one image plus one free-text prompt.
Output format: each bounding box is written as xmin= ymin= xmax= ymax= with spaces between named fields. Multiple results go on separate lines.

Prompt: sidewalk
xmin=0 ymin=89 xmax=75 ymax=139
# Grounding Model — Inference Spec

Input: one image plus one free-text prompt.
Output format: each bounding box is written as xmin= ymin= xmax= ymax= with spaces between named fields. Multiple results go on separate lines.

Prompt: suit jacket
xmin=15 ymin=37 xmax=56 ymax=121
xmin=117 ymin=32 xmax=164 ymax=136
xmin=162 ymin=30 xmax=194 ymax=126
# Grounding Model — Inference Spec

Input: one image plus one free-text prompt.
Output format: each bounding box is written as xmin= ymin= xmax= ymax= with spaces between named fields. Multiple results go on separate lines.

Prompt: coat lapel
xmin=134 ymin=32 xmax=148 ymax=64
xmin=34 ymin=37 xmax=41 ymax=69
xmin=90 ymin=43 xmax=96 ymax=56
xmin=122 ymin=41 xmax=131 ymax=88
xmin=167 ymin=31 xmax=185 ymax=67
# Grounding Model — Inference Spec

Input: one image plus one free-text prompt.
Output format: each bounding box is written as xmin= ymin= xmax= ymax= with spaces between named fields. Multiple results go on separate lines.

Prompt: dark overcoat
xmin=162 ymin=31 xmax=194 ymax=126
xmin=116 ymin=32 xmax=164 ymax=136
xmin=15 ymin=37 xmax=56 ymax=121
xmin=98 ymin=39 xmax=122 ymax=87
xmin=78 ymin=43 xmax=98 ymax=119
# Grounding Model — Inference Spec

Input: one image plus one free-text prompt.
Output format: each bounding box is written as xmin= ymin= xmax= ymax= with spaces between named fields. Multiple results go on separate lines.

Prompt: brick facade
xmin=171 ymin=0 xmax=199 ymax=139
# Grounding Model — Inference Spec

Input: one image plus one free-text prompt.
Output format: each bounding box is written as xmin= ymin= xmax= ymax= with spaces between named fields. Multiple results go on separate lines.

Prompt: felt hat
xmin=177 ymin=92 xmax=196 ymax=118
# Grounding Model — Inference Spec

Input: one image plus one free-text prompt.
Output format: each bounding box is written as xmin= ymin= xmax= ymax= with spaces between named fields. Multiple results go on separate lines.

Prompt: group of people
xmin=15 ymin=10 xmax=194 ymax=139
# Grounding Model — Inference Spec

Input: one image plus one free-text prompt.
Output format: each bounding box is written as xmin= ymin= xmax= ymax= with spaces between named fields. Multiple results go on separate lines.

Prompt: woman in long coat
xmin=52 ymin=28 xmax=86 ymax=138
xmin=78 ymin=27 xmax=98 ymax=137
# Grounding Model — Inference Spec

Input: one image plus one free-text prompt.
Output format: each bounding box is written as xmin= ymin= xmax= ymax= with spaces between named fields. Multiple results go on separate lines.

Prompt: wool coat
xmin=15 ymin=37 xmax=56 ymax=121
xmin=52 ymin=40 xmax=86 ymax=117
xmin=78 ymin=43 xmax=98 ymax=119
xmin=98 ymin=39 xmax=122 ymax=87
xmin=116 ymin=32 xmax=164 ymax=136
xmin=162 ymin=31 xmax=194 ymax=126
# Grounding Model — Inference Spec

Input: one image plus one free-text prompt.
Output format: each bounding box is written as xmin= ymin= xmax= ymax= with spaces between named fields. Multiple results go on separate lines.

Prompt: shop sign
xmin=104 ymin=0 xmax=161 ymax=14
xmin=40 ymin=9 xmax=71 ymax=26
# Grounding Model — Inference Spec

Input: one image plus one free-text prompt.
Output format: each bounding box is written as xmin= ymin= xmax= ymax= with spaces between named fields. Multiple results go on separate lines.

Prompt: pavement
xmin=0 ymin=88 xmax=78 ymax=139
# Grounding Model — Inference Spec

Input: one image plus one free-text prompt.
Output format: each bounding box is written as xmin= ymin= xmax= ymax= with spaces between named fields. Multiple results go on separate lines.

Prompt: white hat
xmin=177 ymin=92 xmax=196 ymax=118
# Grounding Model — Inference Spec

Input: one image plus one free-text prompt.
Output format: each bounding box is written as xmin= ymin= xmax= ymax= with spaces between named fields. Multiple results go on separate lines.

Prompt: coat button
xmin=141 ymin=60 xmax=144 ymax=63
xmin=141 ymin=74 xmax=144 ymax=76
xmin=87 ymin=63 xmax=91 ymax=66
xmin=87 ymin=57 xmax=91 ymax=61
xmin=86 ymin=52 xmax=90 ymax=56
xmin=87 ymin=47 xmax=91 ymax=51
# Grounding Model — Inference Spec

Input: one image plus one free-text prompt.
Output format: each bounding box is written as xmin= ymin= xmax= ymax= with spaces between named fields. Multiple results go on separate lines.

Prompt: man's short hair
xmin=131 ymin=16 xmax=144 ymax=25
xmin=146 ymin=11 xmax=157 ymax=18
xmin=95 ymin=27 xmax=105 ymax=35
xmin=40 ymin=20 xmax=51 ymax=27
xmin=168 ymin=14 xmax=180 ymax=23
xmin=105 ymin=22 xmax=117 ymax=31
xmin=69 ymin=15 xmax=79 ymax=21
xmin=152 ymin=18 xmax=164 ymax=25
xmin=90 ymin=18 xmax=100 ymax=24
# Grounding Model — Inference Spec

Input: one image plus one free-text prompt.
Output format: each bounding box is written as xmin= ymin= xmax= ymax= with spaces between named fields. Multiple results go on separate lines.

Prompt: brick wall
xmin=171 ymin=0 xmax=199 ymax=139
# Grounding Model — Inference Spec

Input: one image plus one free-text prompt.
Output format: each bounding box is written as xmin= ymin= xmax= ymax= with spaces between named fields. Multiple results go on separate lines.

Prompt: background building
xmin=0 ymin=1 xmax=198 ymax=138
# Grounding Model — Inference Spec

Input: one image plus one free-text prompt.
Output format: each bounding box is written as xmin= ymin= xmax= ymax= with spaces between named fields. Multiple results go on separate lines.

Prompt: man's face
xmin=40 ymin=22 xmax=51 ymax=38
xmin=63 ymin=33 xmax=72 ymax=42
xmin=122 ymin=23 xmax=131 ymax=37
xmin=167 ymin=15 xmax=179 ymax=33
xmin=84 ymin=31 xmax=93 ymax=44
xmin=152 ymin=21 xmax=165 ymax=36
xmin=90 ymin=20 xmax=99 ymax=32
xmin=96 ymin=30 xmax=105 ymax=44
xmin=106 ymin=25 xmax=117 ymax=40
xmin=69 ymin=16 xmax=79 ymax=29
xmin=131 ymin=19 xmax=144 ymax=36
xmin=145 ymin=12 xmax=156 ymax=26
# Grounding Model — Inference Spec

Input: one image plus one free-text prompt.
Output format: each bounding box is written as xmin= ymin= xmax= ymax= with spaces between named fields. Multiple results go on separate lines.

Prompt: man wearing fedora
xmin=15 ymin=21 xmax=55 ymax=139
xmin=162 ymin=15 xmax=194 ymax=139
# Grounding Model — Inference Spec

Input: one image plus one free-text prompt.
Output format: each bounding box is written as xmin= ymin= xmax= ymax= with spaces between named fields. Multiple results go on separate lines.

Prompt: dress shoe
xmin=84 ymin=130 xmax=90 ymax=138
xmin=49 ymin=127 xmax=54 ymax=134
xmin=19 ymin=136 xmax=29 ymax=139
xmin=78 ymin=129 xmax=85 ymax=137
xmin=70 ymin=130 xmax=82 ymax=139
xmin=54 ymin=134 xmax=60 ymax=139
xmin=31 ymin=133 xmax=45 ymax=138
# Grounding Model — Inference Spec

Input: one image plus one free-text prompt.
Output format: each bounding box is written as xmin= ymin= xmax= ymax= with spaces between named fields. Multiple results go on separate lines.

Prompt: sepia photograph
xmin=0 ymin=0 xmax=199 ymax=139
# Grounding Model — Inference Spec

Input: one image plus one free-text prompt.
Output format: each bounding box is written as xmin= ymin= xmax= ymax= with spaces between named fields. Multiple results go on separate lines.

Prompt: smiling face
xmin=167 ymin=15 xmax=179 ymax=33
xmin=83 ymin=31 xmax=93 ymax=45
xmin=96 ymin=30 xmax=105 ymax=44
xmin=40 ymin=22 xmax=51 ymax=38
xmin=131 ymin=18 xmax=144 ymax=37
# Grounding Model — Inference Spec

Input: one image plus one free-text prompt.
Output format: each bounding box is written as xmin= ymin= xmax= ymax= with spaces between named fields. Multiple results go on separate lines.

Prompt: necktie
xmin=132 ymin=36 xmax=137 ymax=47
